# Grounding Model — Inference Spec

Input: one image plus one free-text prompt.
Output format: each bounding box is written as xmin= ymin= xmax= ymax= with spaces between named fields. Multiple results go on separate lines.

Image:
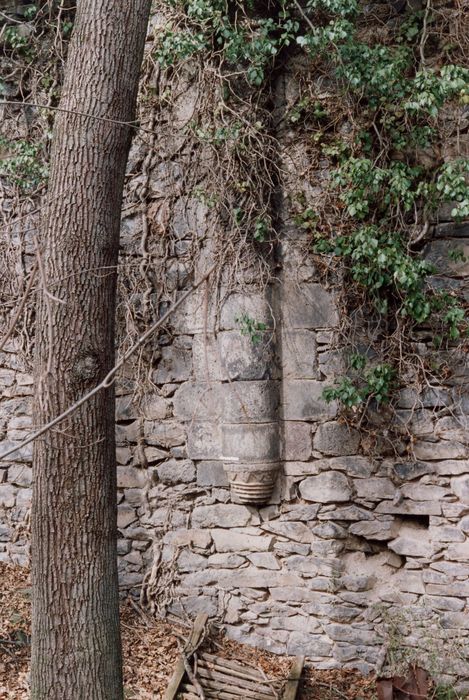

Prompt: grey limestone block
xmin=218 ymin=331 xmax=274 ymax=381
xmin=312 ymin=421 xmax=361 ymax=456
xmin=280 ymin=329 xmax=318 ymax=379
xmin=299 ymin=471 xmax=352 ymax=503
xmin=282 ymin=380 xmax=337 ymax=421
xmin=197 ymin=461 xmax=229 ymax=487
xmin=281 ymin=421 xmax=312 ymax=461
xmin=222 ymin=422 xmax=279 ymax=462
xmin=153 ymin=336 xmax=193 ymax=383
xmin=221 ymin=380 xmax=279 ymax=423
xmin=157 ymin=458 xmax=196 ymax=484
xmin=173 ymin=381 xmax=222 ymax=421
xmin=219 ymin=291 xmax=274 ymax=330
xmin=7 ymin=465 xmax=32 ymax=487
xmin=281 ymin=281 xmax=339 ymax=329
xmin=192 ymin=504 xmax=252 ymax=528
xmin=211 ymin=528 xmax=274 ymax=552
xmin=116 ymin=466 xmax=147 ymax=489
xmin=187 ymin=421 xmax=221 ymax=460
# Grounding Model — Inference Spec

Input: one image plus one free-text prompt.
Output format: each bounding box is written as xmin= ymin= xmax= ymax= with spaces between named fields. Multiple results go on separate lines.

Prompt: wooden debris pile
xmin=164 ymin=613 xmax=304 ymax=700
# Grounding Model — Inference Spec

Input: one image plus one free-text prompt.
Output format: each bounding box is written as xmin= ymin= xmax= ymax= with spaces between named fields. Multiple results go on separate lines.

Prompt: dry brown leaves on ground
xmin=1 ymin=563 xmax=465 ymax=700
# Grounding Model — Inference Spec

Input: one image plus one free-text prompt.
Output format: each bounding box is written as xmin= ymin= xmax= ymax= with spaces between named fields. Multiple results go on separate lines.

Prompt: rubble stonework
xmin=0 ymin=36 xmax=469 ymax=692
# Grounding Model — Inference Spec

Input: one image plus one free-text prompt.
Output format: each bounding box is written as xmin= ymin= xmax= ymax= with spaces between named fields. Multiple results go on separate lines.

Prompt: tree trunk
xmin=31 ymin=2 xmax=151 ymax=698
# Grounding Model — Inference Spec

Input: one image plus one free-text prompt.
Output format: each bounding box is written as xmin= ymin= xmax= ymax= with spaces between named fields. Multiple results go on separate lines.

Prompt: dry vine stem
xmin=0 ymin=262 xmax=217 ymax=462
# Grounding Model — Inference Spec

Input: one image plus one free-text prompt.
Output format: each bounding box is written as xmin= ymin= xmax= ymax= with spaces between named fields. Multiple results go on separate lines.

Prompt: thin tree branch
xmin=0 ymin=263 xmax=217 ymax=461
xmin=1 ymin=100 xmax=156 ymax=135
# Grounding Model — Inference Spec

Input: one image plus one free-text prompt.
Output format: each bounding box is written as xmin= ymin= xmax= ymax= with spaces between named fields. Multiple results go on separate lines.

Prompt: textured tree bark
xmin=31 ymin=2 xmax=151 ymax=698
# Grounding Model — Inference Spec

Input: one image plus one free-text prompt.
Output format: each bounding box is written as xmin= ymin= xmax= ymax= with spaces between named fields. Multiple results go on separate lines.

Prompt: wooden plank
xmin=282 ymin=655 xmax=304 ymax=700
xmin=196 ymin=666 xmax=277 ymax=697
xmin=199 ymin=652 xmax=265 ymax=680
xmin=163 ymin=613 xmax=209 ymax=700
xmin=199 ymin=660 xmax=282 ymax=689
xmin=183 ymin=681 xmax=273 ymax=700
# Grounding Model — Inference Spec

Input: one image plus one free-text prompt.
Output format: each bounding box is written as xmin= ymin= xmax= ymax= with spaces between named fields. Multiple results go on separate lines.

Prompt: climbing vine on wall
xmin=152 ymin=0 xmax=468 ymax=412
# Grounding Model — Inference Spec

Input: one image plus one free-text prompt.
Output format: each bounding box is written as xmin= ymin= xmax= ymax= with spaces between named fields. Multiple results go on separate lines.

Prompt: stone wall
xmin=0 ymin=16 xmax=469 ymax=689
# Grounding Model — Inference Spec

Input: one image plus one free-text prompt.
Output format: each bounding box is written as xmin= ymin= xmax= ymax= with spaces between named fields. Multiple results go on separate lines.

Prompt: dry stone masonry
xmin=1 ymin=14 xmax=469 ymax=691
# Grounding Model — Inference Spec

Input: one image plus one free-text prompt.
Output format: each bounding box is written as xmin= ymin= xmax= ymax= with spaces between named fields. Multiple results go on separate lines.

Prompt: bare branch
xmin=0 ymin=263 xmax=217 ymax=461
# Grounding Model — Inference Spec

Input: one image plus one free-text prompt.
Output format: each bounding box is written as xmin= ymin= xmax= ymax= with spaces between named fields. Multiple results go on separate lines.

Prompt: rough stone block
xmin=349 ymin=519 xmax=400 ymax=541
xmin=282 ymin=282 xmax=339 ymax=329
xmin=0 ymin=484 xmax=17 ymax=508
xmin=7 ymin=465 xmax=32 ymax=487
xmin=0 ymin=441 xmax=32 ymax=463
xmin=287 ymin=632 xmax=332 ymax=657
xmin=262 ymin=520 xmax=314 ymax=544
xmin=208 ymin=553 xmax=246 ymax=568
xmin=164 ymin=529 xmax=212 ymax=549
xmin=153 ymin=336 xmax=193 ymax=383
xmin=171 ymin=196 xmax=207 ymax=238
xmin=318 ymin=456 xmax=375 ymax=478
xmin=117 ymin=505 xmax=137 ymax=529
xmin=375 ymin=500 xmax=441 ymax=516
xmin=282 ymin=381 xmax=337 ymax=421
xmin=145 ymin=420 xmax=185 ymax=448
xmin=246 ymin=552 xmax=280 ymax=570
xmin=281 ymin=422 xmax=312 ymax=461
xmin=218 ymin=331 xmax=274 ymax=381
xmin=354 ymin=478 xmax=395 ymax=500
xmin=115 ymin=396 xmax=139 ymax=421
xmin=178 ymin=549 xmax=208 ymax=572
xmin=299 ymin=472 xmax=352 ymax=503
xmin=270 ymin=587 xmax=320 ymax=603
xmin=170 ymin=289 xmax=216 ymax=335
xmin=139 ymin=394 xmax=170 ymax=420
xmin=157 ymin=459 xmax=195 ymax=484
xmin=388 ymin=526 xmax=436 ymax=558
xmin=281 ymin=329 xmax=318 ymax=379
xmin=313 ymin=422 xmax=361 ymax=456
xmin=450 ymin=476 xmax=469 ymax=504
xmin=413 ymin=441 xmax=467 ymax=461
xmin=173 ymin=382 xmax=221 ymax=421
xmin=284 ymin=556 xmax=318 ymax=576
xmin=187 ymin=422 xmax=221 ymax=460
xmin=220 ymin=292 xmax=274 ymax=330
xmin=197 ymin=461 xmax=229 ymax=487
xmin=400 ymin=483 xmax=450 ymax=501
xmin=116 ymin=466 xmax=146 ymax=489
xmin=280 ymin=504 xmax=320 ymax=521
xmin=446 ymin=541 xmax=469 ymax=561
xmin=192 ymin=504 xmax=252 ymax=528
xmin=429 ymin=526 xmax=465 ymax=543
xmin=211 ymin=529 xmax=273 ymax=552
xmin=222 ymin=381 xmax=279 ymax=423
xmin=222 ymin=423 xmax=279 ymax=462
xmin=423 ymin=238 xmax=469 ymax=279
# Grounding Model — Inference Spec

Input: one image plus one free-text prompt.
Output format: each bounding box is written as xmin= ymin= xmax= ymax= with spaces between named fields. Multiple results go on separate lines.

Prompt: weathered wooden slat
xmin=191 ymin=676 xmax=277 ymax=700
xmin=183 ymin=681 xmax=273 ymax=700
xmin=198 ymin=660 xmax=283 ymax=691
xmin=199 ymin=652 xmax=265 ymax=680
xmin=164 ymin=613 xmax=209 ymax=700
xmin=196 ymin=665 xmax=277 ymax=697
xmin=282 ymin=655 xmax=304 ymax=700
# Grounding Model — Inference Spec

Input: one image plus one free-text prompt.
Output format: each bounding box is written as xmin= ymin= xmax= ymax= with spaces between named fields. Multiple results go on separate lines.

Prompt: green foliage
xmin=435 ymin=159 xmax=469 ymax=221
xmin=0 ymin=137 xmax=48 ymax=190
xmin=154 ymin=0 xmax=469 ymax=412
xmin=315 ymin=226 xmax=435 ymax=321
xmin=323 ymin=361 xmax=397 ymax=407
xmin=235 ymin=313 xmax=267 ymax=344
xmin=253 ymin=216 xmax=270 ymax=242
